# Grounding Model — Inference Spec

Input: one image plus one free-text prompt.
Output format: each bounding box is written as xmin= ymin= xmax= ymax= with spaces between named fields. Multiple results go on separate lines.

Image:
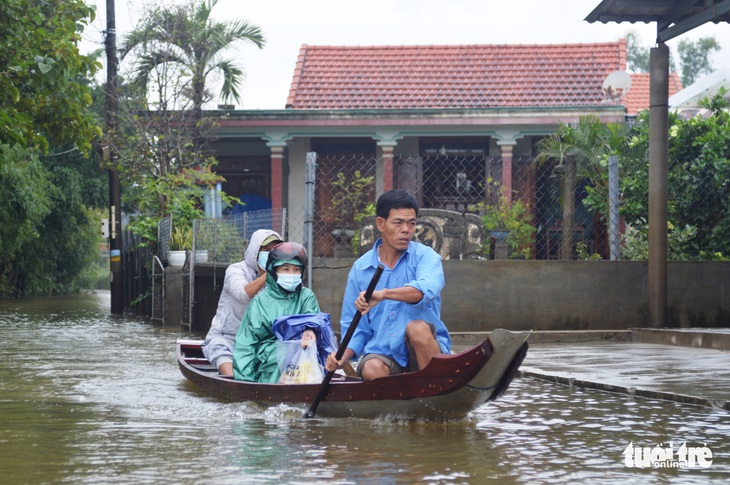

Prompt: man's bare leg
xmin=406 ymin=319 xmax=442 ymax=370
xmin=360 ymin=358 xmax=391 ymax=381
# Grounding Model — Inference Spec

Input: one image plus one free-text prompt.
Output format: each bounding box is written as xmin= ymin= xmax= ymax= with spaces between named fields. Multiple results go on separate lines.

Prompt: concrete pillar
xmin=648 ymin=44 xmax=669 ymax=328
xmin=499 ymin=143 xmax=514 ymax=204
xmin=163 ymin=266 xmax=183 ymax=327
xmin=381 ymin=145 xmax=394 ymax=192
xmin=269 ymin=145 xmax=285 ymax=210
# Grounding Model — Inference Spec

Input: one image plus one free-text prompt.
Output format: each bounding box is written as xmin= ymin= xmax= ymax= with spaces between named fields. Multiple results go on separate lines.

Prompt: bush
xmin=473 ymin=196 xmax=536 ymax=260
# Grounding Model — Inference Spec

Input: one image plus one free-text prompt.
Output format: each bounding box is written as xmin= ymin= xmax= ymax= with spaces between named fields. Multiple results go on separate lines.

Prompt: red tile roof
xmin=286 ymin=42 xmax=628 ymax=110
xmin=623 ymin=72 xmax=683 ymax=116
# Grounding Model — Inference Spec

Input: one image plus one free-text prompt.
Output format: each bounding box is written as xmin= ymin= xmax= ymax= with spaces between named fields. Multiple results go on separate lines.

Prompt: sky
xmin=81 ymin=0 xmax=730 ymax=110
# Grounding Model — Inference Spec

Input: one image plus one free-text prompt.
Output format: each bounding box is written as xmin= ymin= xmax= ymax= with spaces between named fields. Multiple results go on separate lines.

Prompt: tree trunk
xmin=561 ymin=154 xmax=576 ymax=260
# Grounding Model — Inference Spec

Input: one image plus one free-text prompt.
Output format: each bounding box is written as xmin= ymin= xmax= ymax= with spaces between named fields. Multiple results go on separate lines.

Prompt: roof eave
xmin=585 ymin=0 xmax=730 ymax=43
xmin=205 ymin=105 xmax=625 ymax=120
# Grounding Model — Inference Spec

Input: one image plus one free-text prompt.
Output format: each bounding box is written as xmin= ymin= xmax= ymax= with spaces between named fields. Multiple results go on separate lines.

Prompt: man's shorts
xmin=356 ymin=321 xmax=438 ymax=377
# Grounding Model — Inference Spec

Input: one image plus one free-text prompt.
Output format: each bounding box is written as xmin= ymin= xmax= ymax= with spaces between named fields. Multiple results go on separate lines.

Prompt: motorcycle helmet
xmin=266 ymin=242 xmax=307 ymax=279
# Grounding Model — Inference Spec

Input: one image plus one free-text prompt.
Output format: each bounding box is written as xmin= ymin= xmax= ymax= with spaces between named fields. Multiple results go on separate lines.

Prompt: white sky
xmin=81 ymin=0 xmax=730 ymax=110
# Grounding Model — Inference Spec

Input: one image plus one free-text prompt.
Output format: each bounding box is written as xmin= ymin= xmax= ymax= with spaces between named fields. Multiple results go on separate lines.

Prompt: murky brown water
xmin=0 ymin=292 xmax=727 ymax=484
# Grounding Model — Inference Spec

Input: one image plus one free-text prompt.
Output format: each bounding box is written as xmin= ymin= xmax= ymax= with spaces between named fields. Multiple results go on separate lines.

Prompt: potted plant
xmin=472 ymin=196 xmax=536 ymax=259
xmin=168 ymin=226 xmax=192 ymax=266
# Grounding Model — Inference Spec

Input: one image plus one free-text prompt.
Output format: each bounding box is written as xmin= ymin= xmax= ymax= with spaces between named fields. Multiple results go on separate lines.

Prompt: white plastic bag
xmin=277 ymin=341 xmax=325 ymax=384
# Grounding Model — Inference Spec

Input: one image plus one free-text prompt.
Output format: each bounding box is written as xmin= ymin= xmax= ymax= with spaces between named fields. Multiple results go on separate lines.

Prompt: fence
xmin=298 ymin=150 xmax=729 ymax=263
xmin=291 ymin=152 xmax=603 ymax=261
xmin=156 ymin=211 xmax=286 ymax=264
xmin=120 ymin=226 xmax=155 ymax=318
xmin=146 ymin=145 xmax=726 ymax=271
xmin=192 ymin=211 xmax=287 ymax=264
xmin=153 ymin=149 xmax=726 ymax=271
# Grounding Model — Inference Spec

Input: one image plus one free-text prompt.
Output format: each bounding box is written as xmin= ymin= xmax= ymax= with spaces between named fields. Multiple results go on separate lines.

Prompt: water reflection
xmin=0 ymin=292 xmax=727 ymax=484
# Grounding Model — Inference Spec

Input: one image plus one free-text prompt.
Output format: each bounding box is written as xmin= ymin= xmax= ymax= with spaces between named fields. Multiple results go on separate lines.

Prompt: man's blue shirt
xmin=340 ymin=239 xmax=451 ymax=367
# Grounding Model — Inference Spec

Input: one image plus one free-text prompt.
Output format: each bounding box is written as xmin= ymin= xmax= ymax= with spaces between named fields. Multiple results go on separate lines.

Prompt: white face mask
xmin=257 ymin=251 xmax=269 ymax=270
xmin=276 ymin=273 xmax=302 ymax=292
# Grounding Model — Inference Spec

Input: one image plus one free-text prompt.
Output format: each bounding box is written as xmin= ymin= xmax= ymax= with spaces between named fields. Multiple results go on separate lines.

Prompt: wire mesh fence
xmin=303 ymin=149 xmax=730 ymax=262
xmin=157 ymin=216 xmax=172 ymax=259
xmin=154 ymin=211 xmax=287 ymax=265
xmin=300 ymin=152 xmax=606 ymax=260
xmin=158 ymin=148 xmax=727 ymax=268
xmin=308 ymin=154 xmax=378 ymax=258
xmin=192 ymin=211 xmax=287 ymax=265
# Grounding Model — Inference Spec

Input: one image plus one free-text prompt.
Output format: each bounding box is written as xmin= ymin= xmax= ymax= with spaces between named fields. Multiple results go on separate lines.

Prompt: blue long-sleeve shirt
xmin=340 ymin=239 xmax=451 ymax=367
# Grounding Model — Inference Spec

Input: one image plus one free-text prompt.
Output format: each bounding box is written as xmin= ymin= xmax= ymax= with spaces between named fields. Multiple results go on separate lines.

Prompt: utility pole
xmin=105 ymin=0 xmax=124 ymax=314
xmin=648 ymin=44 xmax=669 ymax=328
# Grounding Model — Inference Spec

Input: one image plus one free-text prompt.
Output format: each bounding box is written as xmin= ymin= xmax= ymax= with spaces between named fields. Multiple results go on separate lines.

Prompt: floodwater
xmin=0 ymin=292 xmax=727 ymax=484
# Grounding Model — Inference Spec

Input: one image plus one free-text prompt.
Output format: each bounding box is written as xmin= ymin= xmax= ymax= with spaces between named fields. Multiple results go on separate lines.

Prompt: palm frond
xmin=214 ymin=59 xmax=244 ymax=104
xmin=128 ymin=50 xmax=188 ymax=89
xmin=225 ymin=20 xmax=266 ymax=49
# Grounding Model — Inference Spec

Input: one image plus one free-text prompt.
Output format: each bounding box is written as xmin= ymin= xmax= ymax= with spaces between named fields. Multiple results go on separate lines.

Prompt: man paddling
xmin=325 ymin=190 xmax=451 ymax=381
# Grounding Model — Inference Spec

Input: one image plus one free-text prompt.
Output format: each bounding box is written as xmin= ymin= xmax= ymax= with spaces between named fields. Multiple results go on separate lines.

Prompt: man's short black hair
xmin=376 ymin=190 xmax=419 ymax=219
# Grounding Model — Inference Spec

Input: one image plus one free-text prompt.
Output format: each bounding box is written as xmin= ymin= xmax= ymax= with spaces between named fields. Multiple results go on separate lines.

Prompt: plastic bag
xmin=277 ymin=341 xmax=325 ymax=384
xmin=271 ymin=312 xmax=338 ymax=367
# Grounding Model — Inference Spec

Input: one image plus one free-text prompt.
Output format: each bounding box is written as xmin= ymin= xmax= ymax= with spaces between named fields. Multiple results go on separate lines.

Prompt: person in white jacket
xmin=201 ymin=229 xmax=283 ymax=375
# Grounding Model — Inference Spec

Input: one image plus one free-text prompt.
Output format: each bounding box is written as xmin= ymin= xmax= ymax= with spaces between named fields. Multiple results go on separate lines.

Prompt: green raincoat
xmin=232 ymin=273 xmax=320 ymax=382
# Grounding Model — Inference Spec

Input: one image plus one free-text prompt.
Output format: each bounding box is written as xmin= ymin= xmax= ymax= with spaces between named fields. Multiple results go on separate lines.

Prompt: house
xmin=669 ymin=67 xmax=730 ymax=118
xmin=624 ymin=71 xmax=683 ymax=119
xmin=208 ymin=40 xmax=645 ymax=259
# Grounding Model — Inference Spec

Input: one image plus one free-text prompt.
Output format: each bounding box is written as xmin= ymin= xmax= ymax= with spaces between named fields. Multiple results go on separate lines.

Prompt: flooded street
xmin=0 ymin=292 xmax=727 ymax=484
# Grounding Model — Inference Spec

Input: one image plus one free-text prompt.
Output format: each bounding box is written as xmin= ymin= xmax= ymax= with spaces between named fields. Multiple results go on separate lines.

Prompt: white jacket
xmin=201 ymin=228 xmax=282 ymax=369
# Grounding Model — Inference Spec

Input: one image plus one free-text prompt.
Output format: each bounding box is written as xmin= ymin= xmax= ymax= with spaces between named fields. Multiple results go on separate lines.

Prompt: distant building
xmin=624 ymin=72 xmax=683 ymax=117
xmin=669 ymin=67 xmax=730 ymax=118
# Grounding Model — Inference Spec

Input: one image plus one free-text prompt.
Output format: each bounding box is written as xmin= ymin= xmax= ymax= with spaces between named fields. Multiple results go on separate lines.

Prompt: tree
xmin=0 ymin=1 xmax=107 ymax=298
xmin=116 ymin=1 xmax=261 ymax=246
xmin=0 ymin=145 xmax=53 ymax=296
xmin=0 ymin=0 xmax=101 ymax=153
xmin=0 ymin=143 xmax=100 ymax=297
xmin=626 ymin=31 xmax=650 ymax=73
xmin=678 ymin=37 xmax=720 ymax=86
xmin=536 ymin=116 xmax=631 ymax=259
xmin=0 ymin=83 xmax=107 ymax=297
xmin=626 ymin=30 xmax=678 ymax=73
xmin=619 ymin=91 xmax=730 ymax=260
xmin=625 ymin=30 xmax=720 ymax=87
xmin=111 ymin=62 xmax=235 ymax=246
xmin=120 ymin=0 xmax=265 ymax=124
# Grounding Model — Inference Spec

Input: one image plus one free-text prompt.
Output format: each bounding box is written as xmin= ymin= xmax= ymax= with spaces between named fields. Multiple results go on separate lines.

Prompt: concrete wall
xmin=310 ymin=259 xmax=730 ymax=332
xmin=188 ymin=260 xmax=729 ymax=334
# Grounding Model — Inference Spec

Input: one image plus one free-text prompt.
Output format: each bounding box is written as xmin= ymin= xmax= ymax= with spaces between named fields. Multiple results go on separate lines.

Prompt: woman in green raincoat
xmin=232 ymin=242 xmax=320 ymax=383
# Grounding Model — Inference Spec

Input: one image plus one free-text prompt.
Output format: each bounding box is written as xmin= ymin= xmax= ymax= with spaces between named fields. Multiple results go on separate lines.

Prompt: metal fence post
xmin=609 ymin=155 xmax=620 ymax=261
xmin=305 ymin=152 xmax=317 ymax=287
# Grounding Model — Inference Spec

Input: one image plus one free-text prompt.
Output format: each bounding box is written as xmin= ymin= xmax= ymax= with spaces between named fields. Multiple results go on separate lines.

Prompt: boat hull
xmin=177 ymin=329 xmax=529 ymax=420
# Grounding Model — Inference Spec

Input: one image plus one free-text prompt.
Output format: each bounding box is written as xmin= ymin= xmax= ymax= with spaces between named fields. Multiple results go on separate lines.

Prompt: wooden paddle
xmin=304 ymin=263 xmax=385 ymax=419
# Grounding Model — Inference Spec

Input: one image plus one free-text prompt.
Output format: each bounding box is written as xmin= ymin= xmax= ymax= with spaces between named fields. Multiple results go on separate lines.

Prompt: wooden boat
xmin=177 ymin=329 xmax=530 ymax=420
